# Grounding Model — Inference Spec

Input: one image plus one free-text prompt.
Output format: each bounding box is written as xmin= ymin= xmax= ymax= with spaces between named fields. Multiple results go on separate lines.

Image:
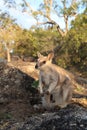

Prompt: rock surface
xmin=23 ymin=104 xmax=87 ymax=130
xmin=1 ymin=104 xmax=87 ymax=130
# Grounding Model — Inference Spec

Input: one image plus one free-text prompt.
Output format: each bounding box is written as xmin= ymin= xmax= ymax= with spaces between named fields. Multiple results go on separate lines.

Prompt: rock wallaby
xmin=35 ymin=52 xmax=74 ymax=109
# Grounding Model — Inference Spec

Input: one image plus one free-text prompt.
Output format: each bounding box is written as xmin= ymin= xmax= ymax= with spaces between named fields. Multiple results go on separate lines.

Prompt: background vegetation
xmin=0 ymin=0 xmax=87 ymax=76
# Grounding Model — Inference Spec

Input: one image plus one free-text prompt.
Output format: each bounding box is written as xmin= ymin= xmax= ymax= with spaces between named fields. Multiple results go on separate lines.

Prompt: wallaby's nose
xmin=35 ymin=64 xmax=38 ymax=69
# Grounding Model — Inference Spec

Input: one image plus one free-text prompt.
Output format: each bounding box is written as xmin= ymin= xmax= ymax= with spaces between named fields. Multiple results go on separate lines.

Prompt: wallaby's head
xmin=35 ymin=52 xmax=54 ymax=69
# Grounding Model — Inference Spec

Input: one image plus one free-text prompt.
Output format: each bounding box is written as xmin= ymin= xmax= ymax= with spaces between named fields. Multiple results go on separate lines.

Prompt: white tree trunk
xmin=7 ymin=48 xmax=11 ymax=62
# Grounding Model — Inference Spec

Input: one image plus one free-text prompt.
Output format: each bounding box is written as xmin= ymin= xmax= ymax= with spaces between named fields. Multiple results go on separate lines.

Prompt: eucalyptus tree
xmin=0 ymin=13 xmax=18 ymax=62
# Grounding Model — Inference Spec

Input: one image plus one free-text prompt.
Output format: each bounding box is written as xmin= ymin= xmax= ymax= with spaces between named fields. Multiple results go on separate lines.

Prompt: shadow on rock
xmin=0 ymin=62 xmax=40 ymax=122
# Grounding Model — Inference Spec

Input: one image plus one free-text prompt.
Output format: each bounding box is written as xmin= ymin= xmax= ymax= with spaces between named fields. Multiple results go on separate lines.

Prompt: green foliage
xmin=32 ymin=28 xmax=59 ymax=53
xmin=56 ymin=58 xmax=67 ymax=68
xmin=14 ymin=29 xmax=38 ymax=57
xmin=0 ymin=113 xmax=12 ymax=120
xmin=54 ymin=10 xmax=87 ymax=74
xmin=68 ymin=12 xmax=87 ymax=67
xmin=32 ymin=80 xmax=39 ymax=89
xmin=14 ymin=28 xmax=58 ymax=57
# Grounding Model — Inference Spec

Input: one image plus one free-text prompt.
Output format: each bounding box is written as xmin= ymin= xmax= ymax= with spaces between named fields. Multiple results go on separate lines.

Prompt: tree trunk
xmin=7 ymin=48 xmax=11 ymax=62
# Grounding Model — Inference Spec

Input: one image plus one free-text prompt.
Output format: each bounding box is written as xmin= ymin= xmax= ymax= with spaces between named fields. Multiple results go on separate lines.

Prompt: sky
xmin=0 ymin=0 xmax=85 ymax=30
xmin=0 ymin=0 xmax=37 ymax=29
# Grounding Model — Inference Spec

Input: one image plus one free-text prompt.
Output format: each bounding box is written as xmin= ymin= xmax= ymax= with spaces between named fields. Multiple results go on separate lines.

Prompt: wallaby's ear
xmin=47 ymin=52 xmax=54 ymax=61
xmin=37 ymin=52 xmax=43 ymax=58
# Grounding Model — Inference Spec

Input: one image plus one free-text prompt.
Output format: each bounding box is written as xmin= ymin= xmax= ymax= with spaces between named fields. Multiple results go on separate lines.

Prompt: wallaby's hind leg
xmin=52 ymin=80 xmax=73 ymax=108
xmin=52 ymin=93 xmax=69 ymax=108
xmin=63 ymin=80 xmax=73 ymax=103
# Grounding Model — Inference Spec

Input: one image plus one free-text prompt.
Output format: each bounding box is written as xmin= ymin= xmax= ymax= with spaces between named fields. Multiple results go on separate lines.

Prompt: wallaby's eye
xmin=43 ymin=61 xmax=46 ymax=64
xmin=40 ymin=60 xmax=46 ymax=66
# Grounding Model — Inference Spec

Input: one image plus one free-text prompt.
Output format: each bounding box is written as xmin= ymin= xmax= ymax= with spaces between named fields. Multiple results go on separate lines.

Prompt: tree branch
xmin=23 ymin=0 xmax=34 ymax=13
xmin=23 ymin=0 xmax=78 ymax=37
xmin=37 ymin=20 xmax=67 ymax=37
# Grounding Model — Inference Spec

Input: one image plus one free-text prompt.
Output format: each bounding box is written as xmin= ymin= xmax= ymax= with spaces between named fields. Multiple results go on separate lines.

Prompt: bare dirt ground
xmin=0 ymin=60 xmax=87 ymax=130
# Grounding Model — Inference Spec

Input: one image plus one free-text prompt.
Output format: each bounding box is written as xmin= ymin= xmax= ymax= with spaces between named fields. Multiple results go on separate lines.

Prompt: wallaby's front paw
xmin=45 ymin=91 xmax=50 ymax=95
xmin=33 ymin=104 xmax=42 ymax=110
